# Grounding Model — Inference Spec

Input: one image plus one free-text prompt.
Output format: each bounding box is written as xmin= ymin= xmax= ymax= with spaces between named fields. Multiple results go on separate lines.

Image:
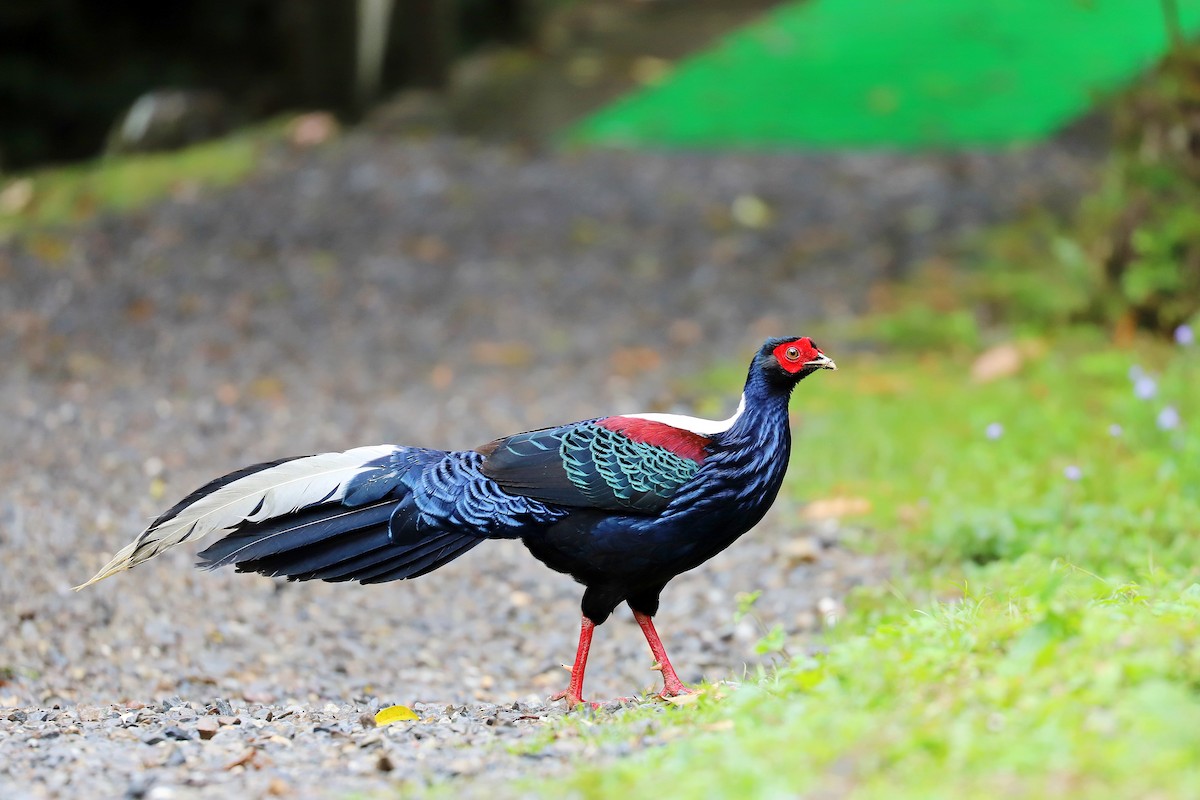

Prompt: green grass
xmin=528 ymin=334 xmax=1200 ymax=798
xmin=0 ymin=120 xmax=287 ymax=240
xmin=567 ymin=0 xmax=1200 ymax=148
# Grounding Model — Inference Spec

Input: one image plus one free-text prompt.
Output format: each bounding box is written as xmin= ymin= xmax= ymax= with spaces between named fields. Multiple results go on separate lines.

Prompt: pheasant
xmin=78 ymin=336 xmax=836 ymax=706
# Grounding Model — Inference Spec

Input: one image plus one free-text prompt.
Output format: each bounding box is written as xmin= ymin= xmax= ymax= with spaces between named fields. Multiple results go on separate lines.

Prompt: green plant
xmin=900 ymin=26 xmax=1200 ymax=338
xmin=734 ymin=590 xmax=791 ymax=662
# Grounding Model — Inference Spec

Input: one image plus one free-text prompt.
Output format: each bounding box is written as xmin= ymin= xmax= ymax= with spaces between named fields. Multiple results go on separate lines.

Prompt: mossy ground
xmin=0 ymin=120 xmax=290 ymax=240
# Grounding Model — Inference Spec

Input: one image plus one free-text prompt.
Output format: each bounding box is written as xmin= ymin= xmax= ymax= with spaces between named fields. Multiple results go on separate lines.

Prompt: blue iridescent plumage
xmin=89 ymin=337 xmax=835 ymax=705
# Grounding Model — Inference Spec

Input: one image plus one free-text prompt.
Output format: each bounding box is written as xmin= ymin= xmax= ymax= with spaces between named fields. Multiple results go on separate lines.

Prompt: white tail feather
xmin=76 ymin=445 xmax=397 ymax=590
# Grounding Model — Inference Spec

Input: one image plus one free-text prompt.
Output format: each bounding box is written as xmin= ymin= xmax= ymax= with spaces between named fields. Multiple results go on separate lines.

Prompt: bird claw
xmin=549 ymin=690 xmax=602 ymax=710
xmin=550 ymin=690 xmax=638 ymax=711
xmin=658 ymin=682 xmax=695 ymax=699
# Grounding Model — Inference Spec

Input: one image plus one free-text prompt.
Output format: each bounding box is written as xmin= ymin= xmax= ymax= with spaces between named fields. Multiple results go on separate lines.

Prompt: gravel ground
xmin=0 ymin=132 xmax=1099 ymax=798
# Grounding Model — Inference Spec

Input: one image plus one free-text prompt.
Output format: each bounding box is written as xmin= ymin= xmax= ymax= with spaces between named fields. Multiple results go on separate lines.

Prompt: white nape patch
xmin=620 ymin=394 xmax=746 ymax=436
xmin=75 ymin=444 xmax=398 ymax=589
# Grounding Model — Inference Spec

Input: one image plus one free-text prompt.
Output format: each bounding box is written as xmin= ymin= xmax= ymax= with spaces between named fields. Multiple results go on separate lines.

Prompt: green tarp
xmin=567 ymin=0 xmax=1200 ymax=148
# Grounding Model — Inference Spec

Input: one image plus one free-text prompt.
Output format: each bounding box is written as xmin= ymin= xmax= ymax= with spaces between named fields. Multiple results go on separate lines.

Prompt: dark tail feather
xmin=197 ymin=501 xmax=397 ymax=569
xmin=364 ymin=536 xmax=482 ymax=583
xmin=195 ymin=495 xmax=484 ymax=584
xmin=234 ymin=528 xmax=392 ymax=579
xmin=348 ymin=532 xmax=482 ymax=583
xmin=303 ymin=530 xmax=461 ymax=582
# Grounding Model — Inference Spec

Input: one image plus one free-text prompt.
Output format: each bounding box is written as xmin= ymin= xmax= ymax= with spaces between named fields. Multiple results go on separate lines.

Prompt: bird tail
xmin=75 ymin=445 xmax=482 ymax=589
xmin=194 ymin=493 xmax=484 ymax=584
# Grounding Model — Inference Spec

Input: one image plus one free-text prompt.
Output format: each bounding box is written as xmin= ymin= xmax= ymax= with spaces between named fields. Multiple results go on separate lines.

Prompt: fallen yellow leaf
xmin=970 ymin=343 xmax=1023 ymax=383
xmin=801 ymin=497 xmax=872 ymax=520
xmin=470 ymin=341 xmax=534 ymax=368
xmin=609 ymin=346 xmax=662 ymax=377
xmin=374 ymin=705 xmax=419 ymax=726
xmin=731 ymin=194 xmax=772 ymax=229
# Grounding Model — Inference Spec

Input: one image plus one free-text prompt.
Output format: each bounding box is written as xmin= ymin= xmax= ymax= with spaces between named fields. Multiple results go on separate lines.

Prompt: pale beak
xmin=806 ymin=353 xmax=837 ymax=371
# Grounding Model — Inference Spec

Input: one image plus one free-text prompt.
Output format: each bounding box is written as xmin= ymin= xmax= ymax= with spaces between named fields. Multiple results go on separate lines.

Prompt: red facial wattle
xmin=772 ymin=337 xmax=824 ymax=374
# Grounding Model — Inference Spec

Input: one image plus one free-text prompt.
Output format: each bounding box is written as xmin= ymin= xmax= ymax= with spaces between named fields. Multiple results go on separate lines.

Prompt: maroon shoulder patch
xmin=596 ymin=417 xmax=710 ymax=463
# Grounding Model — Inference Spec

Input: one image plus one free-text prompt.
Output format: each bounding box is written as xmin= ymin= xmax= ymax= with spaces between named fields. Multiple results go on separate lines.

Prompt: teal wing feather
xmin=481 ymin=420 xmax=702 ymax=514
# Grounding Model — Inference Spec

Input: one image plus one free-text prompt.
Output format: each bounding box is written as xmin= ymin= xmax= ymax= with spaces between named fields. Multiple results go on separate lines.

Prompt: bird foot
xmin=550 ymin=690 xmax=638 ymax=710
xmin=550 ymin=689 xmax=602 ymax=710
xmin=658 ymin=681 xmax=695 ymax=699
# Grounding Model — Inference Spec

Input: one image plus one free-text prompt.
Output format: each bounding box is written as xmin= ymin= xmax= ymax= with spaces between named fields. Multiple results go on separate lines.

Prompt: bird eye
xmin=785 ymin=346 xmax=800 ymax=361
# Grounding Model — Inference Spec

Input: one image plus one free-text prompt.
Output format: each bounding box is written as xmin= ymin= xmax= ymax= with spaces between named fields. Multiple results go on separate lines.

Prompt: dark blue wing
xmin=343 ymin=447 xmax=567 ymax=539
xmin=479 ymin=420 xmax=704 ymax=515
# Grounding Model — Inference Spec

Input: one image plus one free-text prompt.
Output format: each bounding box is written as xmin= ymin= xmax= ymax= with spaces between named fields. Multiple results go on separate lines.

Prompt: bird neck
xmin=716 ymin=367 xmax=794 ymax=453
xmin=661 ymin=364 xmax=794 ymax=528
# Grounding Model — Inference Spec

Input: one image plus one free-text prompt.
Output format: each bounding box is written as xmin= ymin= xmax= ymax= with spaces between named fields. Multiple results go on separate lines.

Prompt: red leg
xmin=633 ymin=610 xmax=695 ymax=698
xmin=551 ymin=615 xmax=599 ymax=708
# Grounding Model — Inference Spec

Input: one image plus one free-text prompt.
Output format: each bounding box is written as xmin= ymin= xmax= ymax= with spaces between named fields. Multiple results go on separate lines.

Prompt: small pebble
xmin=195 ymin=718 xmax=219 ymax=740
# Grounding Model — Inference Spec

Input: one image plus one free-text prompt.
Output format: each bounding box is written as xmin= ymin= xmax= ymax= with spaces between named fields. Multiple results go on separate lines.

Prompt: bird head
xmin=758 ymin=336 xmax=836 ymax=385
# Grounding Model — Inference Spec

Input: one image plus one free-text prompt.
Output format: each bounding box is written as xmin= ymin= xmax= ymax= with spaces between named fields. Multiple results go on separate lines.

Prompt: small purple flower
xmin=1176 ymin=324 xmax=1195 ymax=347
xmin=1063 ymin=465 xmax=1083 ymax=481
xmin=1108 ymin=423 xmax=1123 ymax=437
xmin=985 ymin=422 xmax=1004 ymax=440
xmin=1158 ymin=406 xmax=1181 ymax=431
xmin=1134 ymin=375 xmax=1158 ymax=400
